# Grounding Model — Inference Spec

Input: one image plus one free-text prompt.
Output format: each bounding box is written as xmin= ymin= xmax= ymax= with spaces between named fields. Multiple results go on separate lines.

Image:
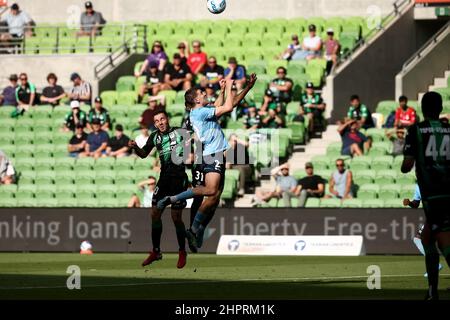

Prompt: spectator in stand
xmin=386 ymin=128 xmax=406 ymax=157
xmin=279 ymin=34 xmax=302 ymax=60
xmin=137 ymin=60 xmax=165 ymax=103
xmin=245 ymin=105 xmax=261 ymax=130
xmin=338 ymin=119 xmax=371 ymax=157
xmin=128 ymin=176 xmax=157 ymax=208
xmin=86 ymin=96 xmax=111 ymax=132
xmin=135 ymin=125 xmax=150 ymax=149
xmin=0 ymin=3 xmax=33 ymax=41
xmin=186 ymin=40 xmax=207 ymax=76
xmin=135 ymin=41 xmax=168 ymax=76
xmin=40 ymin=73 xmax=66 ymax=107
xmin=253 ymin=163 xmax=298 ymax=207
xmin=324 ymin=159 xmax=354 ymax=200
xmin=295 ymin=162 xmax=325 ymax=207
xmin=64 ymin=100 xmax=87 ymax=132
xmin=297 ymin=24 xmax=322 ymax=60
xmin=11 ymin=72 xmax=37 ymax=117
xmin=84 ymin=118 xmax=109 ymax=158
xmin=138 ymin=95 xmax=165 ymax=131
xmin=201 ymin=56 xmax=224 ymax=91
xmin=226 ymin=134 xmax=252 ymax=196
xmin=162 ymin=53 xmax=193 ymax=91
xmin=176 ymin=42 xmax=188 ymax=65
xmin=324 ymin=28 xmax=340 ymax=75
xmin=346 ymin=94 xmax=374 ymax=129
xmin=76 ymin=1 xmax=106 ymax=38
xmin=224 ymin=57 xmax=246 ymax=90
xmin=394 ymin=95 xmax=416 ymax=129
xmin=67 ymin=124 xmax=88 ymax=158
xmin=68 ymin=73 xmax=92 ymax=106
xmin=299 ymin=82 xmax=326 ymax=135
xmin=268 ymin=67 xmax=293 ymax=104
xmin=106 ymin=124 xmax=130 ymax=158
xmin=261 ymin=108 xmax=285 ymax=129
xmin=205 ymin=83 xmax=217 ymax=104
xmin=260 ymin=89 xmax=282 ymax=117
xmin=0 ymin=74 xmax=18 ymax=106
xmin=0 ymin=150 xmax=16 ymax=185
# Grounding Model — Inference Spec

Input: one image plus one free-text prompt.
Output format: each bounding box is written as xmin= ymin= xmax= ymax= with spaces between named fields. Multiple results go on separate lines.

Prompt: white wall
xmin=11 ymin=0 xmax=396 ymax=24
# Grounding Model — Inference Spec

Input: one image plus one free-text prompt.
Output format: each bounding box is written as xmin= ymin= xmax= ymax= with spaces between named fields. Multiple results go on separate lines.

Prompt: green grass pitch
xmin=0 ymin=253 xmax=448 ymax=300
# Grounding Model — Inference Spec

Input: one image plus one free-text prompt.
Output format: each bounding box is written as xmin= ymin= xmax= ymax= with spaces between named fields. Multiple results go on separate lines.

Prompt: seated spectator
xmin=346 ymin=94 xmax=374 ymax=129
xmin=324 ymin=159 xmax=353 ymax=200
xmin=253 ymin=163 xmax=297 ymax=207
xmin=128 ymin=176 xmax=157 ymax=208
xmin=0 ymin=150 xmax=16 ymax=185
xmin=224 ymin=57 xmax=246 ymax=90
xmin=106 ymin=124 xmax=130 ymax=158
xmin=299 ymin=82 xmax=326 ymax=134
xmin=0 ymin=74 xmax=18 ymax=106
xmin=11 ymin=72 xmax=37 ymax=117
xmin=297 ymin=24 xmax=322 ymax=60
xmin=186 ymin=40 xmax=207 ymax=76
xmin=138 ymin=95 xmax=165 ymax=131
xmin=279 ymin=34 xmax=302 ymax=60
xmin=260 ymin=89 xmax=282 ymax=116
xmin=64 ymin=100 xmax=87 ymax=132
xmin=295 ymin=162 xmax=325 ymax=207
xmin=226 ymin=134 xmax=252 ymax=196
xmin=87 ymin=96 xmax=111 ymax=132
xmin=40 ymin=73 xmax=66 ymax=106
xmin=135 ymin=125 xmax=150 ymax=149
xmin=200 ymin=56 xmax=224 ymax=91
xmin=162 ymin=53 xmax=193 ymax=91
xmin=85 ymin=118 xmax=109 ymax=158
xmin=68 ymin=73 xmax=92 ymax=105
xmin=338 ymin=119 xmax=371 ymax=157
xmin=268 ymin=67 xmax=293 ymax=103
xmin=387 ymin=128 xmax=406 ymax=157
xmin=261 ymin=108 xmax=285 ymax=129
xmin=0 ymin=3 xmax=33 ymax=41
xmin=245 ymin=105 xmax=261 ymax=130
xmin=205 ymin=83 xmax=217 ymax=104
xmin=324 ymin=28 xmax=340 ymax=75
xmin=76 ymin=1 xmax=106 ymax=38
xmin=176 ymin=42 xmax=188 ymax=65
xmin=137 ymin=60 xmax=165 ymax=103
xmin=68 ymin=124 xmax=88 ymax=158
xmin=394 ymin=95 xmax=416 ymax=129
xmin=135 ymin=41 xmax=168 ymax=76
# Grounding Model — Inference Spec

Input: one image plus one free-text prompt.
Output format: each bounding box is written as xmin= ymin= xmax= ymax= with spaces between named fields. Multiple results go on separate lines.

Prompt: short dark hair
xmin=399 ymin=95 xmax=408 ymax=103
xmin=185 ymin=88 xmax=199 ymax=109
xmin=148 ymin=175 xmax=156 ymax=181
xmin=277 ymin=66 xmax=287 ymax=74
xmin=336 ymin=158 xmax=345 ymax=164
xmin=47 ymin=73 xmax=57 ymax=82
xmin=350 ymin=94 xmax=359 ymax=101
xmin=153 ymin=110 xmax=169 ymax=119
xmin=421 ymin=91 xmax=443 ymax=120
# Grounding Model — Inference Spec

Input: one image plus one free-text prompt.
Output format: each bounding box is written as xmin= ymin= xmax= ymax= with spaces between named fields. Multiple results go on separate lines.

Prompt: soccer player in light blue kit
xmin=404 ymin=184 xmax=443 ymax=277
xmin=158 ymin=74 xmax=257 ymax=252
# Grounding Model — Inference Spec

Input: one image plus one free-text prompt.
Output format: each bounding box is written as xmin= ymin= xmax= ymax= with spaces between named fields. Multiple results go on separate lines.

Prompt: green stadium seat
xmin=117 ymin=91 xmax=137 ymax=106
xmin=362 ymin=199 xmax=385 ymax=208
xmin=97 ymin=196 xmax=120 ymax=208
xmin=349 ymin=156 xmax=371 ymax=170
xmin=94 ymin=157 xmax=116 ymax=170
xmin=357 ymin=184 xmax=379 ymax=199
xmin=287 ymin=122 xmax=306 ymax=144
xmin=314 ymin=169 xmax=332 ymax=180
xmin=353 ymin=170 xmax=375 ymax=186
xmin=320 ymin=198 xmax=341 ymax=208
xmin=0 ymin=197 xmax=17 ymax=207
xmin=166 ymin=103 xmax=185 ymax=117
xmin=75 ymin=157 xmax=96 ymax=170
xmin=375 ymin=170 xmax=397 ymax=184
xmin=378 ymin=184 xmax=400 ymax=200
xmin=304 ymin=197 xmax=319 ymax=208
xmin=311 ymin=155 xmax=330 ymax=170
xmin=376 ymin=100 xmax=397 ymax=116
xmin=383 ymin=198 xmax=403 ymax=208
xmin=101 ymin=91 xmax=118 ymax=106
xmin=76 ymin=197 xmax=98 ymax=207
xmin=342 ymin=199 xmax=363 ymax=208
xmin=371 ymin=155 xmax=393 ymax=171
xmin=115 ymin=157 xmax=136 ymax=170
xmin=326 ymin=142 xmax=342 ymax=157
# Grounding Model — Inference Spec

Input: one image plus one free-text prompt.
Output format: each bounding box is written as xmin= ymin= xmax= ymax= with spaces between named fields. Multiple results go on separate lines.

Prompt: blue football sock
xmin=191 ymin=211 xmax=207 ymax=234
xmin=170 ymin=189 xmax=195 ymax=203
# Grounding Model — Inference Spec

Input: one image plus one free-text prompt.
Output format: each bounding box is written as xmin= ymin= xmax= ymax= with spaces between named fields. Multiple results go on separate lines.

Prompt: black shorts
xmin=192 ymin=152 xmax=226 ymax=191
xmin=152 ymin=173 xmax=189 ymax=210
xmin=423 ymin=196 xmax=450 ymax=234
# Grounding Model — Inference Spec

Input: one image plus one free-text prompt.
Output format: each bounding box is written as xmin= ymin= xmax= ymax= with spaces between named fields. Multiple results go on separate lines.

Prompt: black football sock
xmin=152 ymin=219 xmax=162 ymax=252
xmin=424 ymin=244 xmax=440 ymax=296
xmin=175 ymin=222 xmax=186 ymax=251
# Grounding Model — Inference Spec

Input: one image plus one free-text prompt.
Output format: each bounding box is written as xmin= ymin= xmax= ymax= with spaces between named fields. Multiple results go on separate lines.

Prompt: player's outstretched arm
xmin=128 ymin=139 xmax=153 ymax=159
xmin=214 ymin=79 xmax=226 ymax=108
xmin=215 ymin=79 xmax=237 ymax=118
xmin=232 ymin=73 xmax=257 ymax=107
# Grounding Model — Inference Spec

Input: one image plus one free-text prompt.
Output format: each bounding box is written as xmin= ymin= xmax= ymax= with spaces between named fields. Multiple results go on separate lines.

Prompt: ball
xmin=207 ymin=0 xmax=226 ymax=14
xmin=80 ymin=240 xmax=93 ymax=251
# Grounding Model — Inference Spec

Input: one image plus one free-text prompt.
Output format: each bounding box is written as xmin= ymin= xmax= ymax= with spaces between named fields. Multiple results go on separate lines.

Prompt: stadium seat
xmin=341 ymin=199 xmax=363 ymax=208
xmin=378 ymin=184 xmax=400 ymax=200
xmin=374 ymin=170 xmax=397 ymax=184
xmin=117 ymin=91 xmax=137 ymax=106
xmin=363 ymin=199 xmax=385 ymax=208
xmin=357 ymin=184 xmax=379 ymax=200
xmin=349 ymin=156 xmax=371 ymax=170
xmin=320 ymin=198 xmax=341 ymax=208
xmin=352 ymin=169 xmax=375 ymax=186
xmin=371 ymin=155 xmax=393 ymax=171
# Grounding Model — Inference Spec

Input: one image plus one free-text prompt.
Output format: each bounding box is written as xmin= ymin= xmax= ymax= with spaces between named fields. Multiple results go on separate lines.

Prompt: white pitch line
xmin=1 ymin=273 xmax=449 ymax=290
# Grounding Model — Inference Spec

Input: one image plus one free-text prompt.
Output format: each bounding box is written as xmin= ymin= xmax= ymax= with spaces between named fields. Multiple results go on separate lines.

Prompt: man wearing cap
xmin=299 ymin=82 xmax=326 ymax=135
xmin=0 ymin=3 xmax=33 ymax=40
xmin=163 ymin=53 xmax=193 ymax=92
xmin=224 ymin=57 xmax=247 ymax=90
xmin=186 ymin=40 xmax=208 ymax=76
xmin=77 ymin=1 xmax=106 ymax=38
xmin=201 ymin=56 xmax=224 ymax=91
xmin=139 ymin=96 xmax=166 ymax=131
xmin=137 ymin=60 xmax=165 ymax=103
xmin=64 ymin=100 xmax=87 ymax=132
xmin=106 ymin=124 xmax=130 ymax=158
xmin=68 ymin=124 xmax=88 ymax=158
xmin=0 ymin=74 xmax=18 ymax=106
xmin=87 ymin=96 xmax=111 ymax=132
xmin=324 ymin=28 xmax=340 ymax=75
xmin=85 ymin=118 xmax=109 ymax=159
xmin=279 ymin=34 xmax=302 ymax=60
xmin=295 ymin=162 xmax=325 ymax=207
xmin=69 ymin=73 xmax=92 ymax=105
xmin=299 ymin=24 xmax=322 ymax=60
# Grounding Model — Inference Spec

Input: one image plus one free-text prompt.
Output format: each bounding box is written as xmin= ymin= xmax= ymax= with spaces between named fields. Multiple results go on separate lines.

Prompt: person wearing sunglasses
xmin=268 ymin=67 xmax=293 ymax=104
xmin=324 ymin=159 xmax=353 ymax=200
xmin=186 ymin=40 xmax=208 ymax=76
xmin=135 ymin=41 xmax=168 ymax=77
xmin=12 ymin=72 xmax=37 ymax=117
xmin=201 ymin=56 xmax=224 ymax=91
